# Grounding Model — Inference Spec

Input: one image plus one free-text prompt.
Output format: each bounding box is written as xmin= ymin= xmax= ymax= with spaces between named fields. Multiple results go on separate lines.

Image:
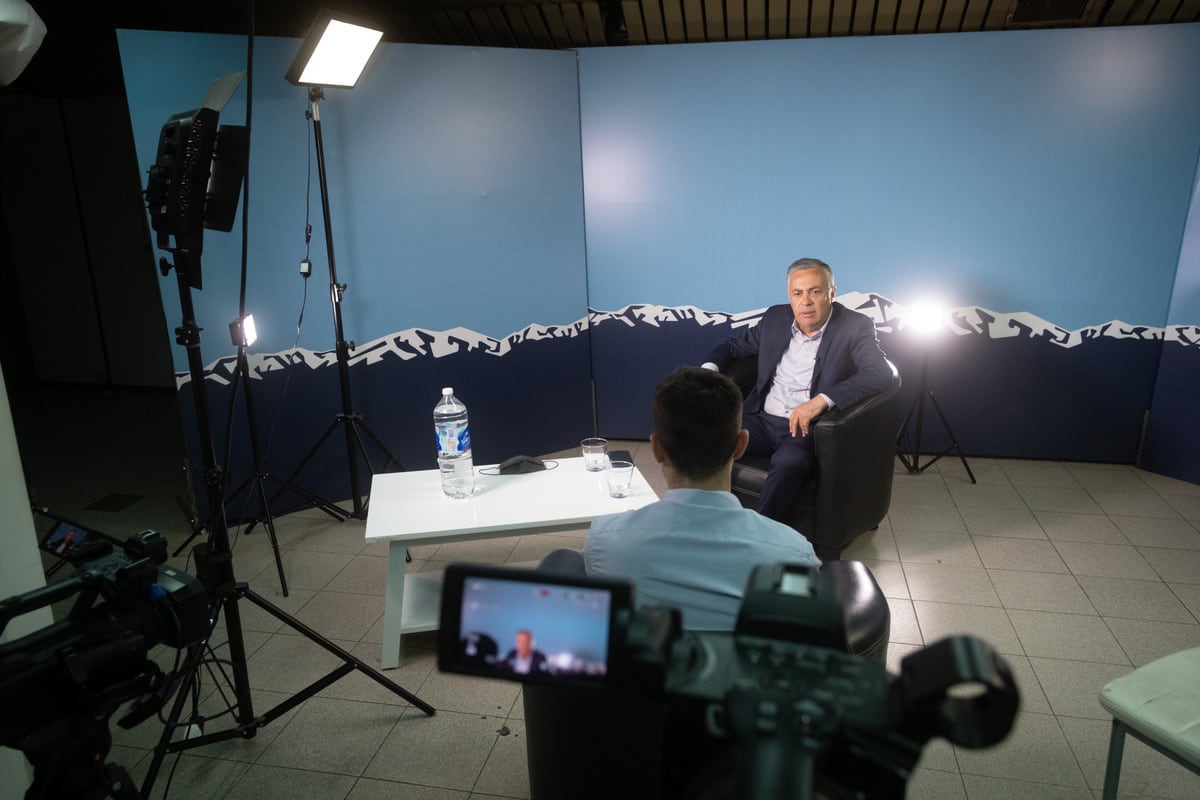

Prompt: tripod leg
xmin=266 ymin=419 xmax=351 ymax=516
xmin=925 ymin=389 xmax=976 ymax=484
xmin=240 ymin=584 xmax=435 ymax=715
xmin=253 ymin=472 xmax=289 ymax=596
xmin=355 ymin=417 xmax=405 ymax=472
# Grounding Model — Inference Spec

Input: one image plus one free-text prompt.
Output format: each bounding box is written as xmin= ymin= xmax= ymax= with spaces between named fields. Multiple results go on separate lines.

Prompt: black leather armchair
xmin=725 ymin=356 xmax=903 ymax=561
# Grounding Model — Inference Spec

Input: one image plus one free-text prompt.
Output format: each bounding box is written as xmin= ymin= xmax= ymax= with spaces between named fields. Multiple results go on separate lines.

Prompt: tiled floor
xmin=13 ymin=385 xmax=1200 ymax=799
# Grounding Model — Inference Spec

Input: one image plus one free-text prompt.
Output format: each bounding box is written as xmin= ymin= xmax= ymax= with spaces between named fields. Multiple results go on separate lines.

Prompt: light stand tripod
xmin=895 ymin=351 xmax=976 ymax=483
xmin=140 ymin=248 xmax=434 ymax=800
xmin=268 ymin=86 xmax=401 ymax=521
xmin=218 ymin=343 xmax=290 ymax=595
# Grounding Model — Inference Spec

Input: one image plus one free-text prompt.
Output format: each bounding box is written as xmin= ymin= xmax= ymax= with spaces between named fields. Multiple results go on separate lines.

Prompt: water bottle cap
xmin=442 ymin=387 xmax=453 ymax=395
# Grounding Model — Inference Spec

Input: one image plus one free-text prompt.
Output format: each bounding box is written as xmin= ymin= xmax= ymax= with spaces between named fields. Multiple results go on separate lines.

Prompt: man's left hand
xmin=789 ymin=396 xmax=829 ymax=437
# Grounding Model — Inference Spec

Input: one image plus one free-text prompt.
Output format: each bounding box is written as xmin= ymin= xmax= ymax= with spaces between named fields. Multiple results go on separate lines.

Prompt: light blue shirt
xmin=763 ymin=320 xmax=832 ymax=417
xmin=583 ymin=489 xmax=821 ymax=631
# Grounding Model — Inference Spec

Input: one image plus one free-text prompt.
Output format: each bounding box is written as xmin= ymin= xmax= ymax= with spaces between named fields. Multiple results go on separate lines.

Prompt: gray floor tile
xmin=1002 ymin=654 xmax=1053 ymax=715
xmin=1089 ymin=490 xmax=1183 ymax=520
xmin=1136 ymin=470 xmax=1200 ymax=497
xmin=1065 ymin=467 xmax=1153 ymax=494
xmin=1034 ymin=511 xmax=1129 ymax=545
xmin=895 ymin=529 xmax=982 ymax=566
xmin=888 ymin=597 xmax=924 ymax=645
xmin=888 ymin=641 xmax=923 ymax=675
xmin=326 ymin=553 xmax=390 ymax=595
xmin=961 ymin=506 xmax=1047 ymax=539
xmin=951 ymin=482 xmax=1029 ymax=510
xmin=902 ymin=562 xmax=1002 ymax=606
xmin=962 ymin=774 xmax=1094 ymax=800
xmin=860 ymin=558 xmax=911 ymax=599
xmin=1162 ymin=493 xmax=1200 ymax=521
xmin=1052 ymin=541 xmax=1159 ymax=581
xmin=1109 ymin=515 xmax=1200 ymax=549
xmin=129 ymin=753 xmax=251 ymax=800
xmin=1137 ymin=546 xmax=1200 ymax=583
xmin=1018 ymin=487 xmax=1103 ymax=514
xmin=1101 ymin=616 xmax=1200 ymax=666
xmin=972 ymin=536 xmax=1070 ymax=573
xmin=246 ymin=631 xmax=363 ymax=695
xmin=473 ymin=717 xmax=530 ymax=798
xmin=939 ymin=456 xmax=1011 ymax=485
xmin=891 ymin=474 xmax=958 ymax=508
xmin=913 ymin=600 xmax=1024 ymax=654
xmin=223 ymin=764 xmax=357 ymax=800
xmin=292 ymin=518 xmax=371 ymax=554
xmin=987 ymin=569 xmax=1096 ymax=615
xmin=348 ymin=780 xmax=470 ymax=800
xmin=1006 ymin=609 xmax=1129 ymax=665
xmin=1168 ymin=583 xmax=1200 ymax=622
xmin=904 ymin=768 xmax=967 ymax=799
xmin=415 ymin=664 xmax=522 ymax=716
xmin=431 ymin=537 xmax=520 ymax=563
xmin=294 ymin=589 xmax=385 ymax=641
xmin=364 ymin=708 xmax=504 ymax=790
xmin=953 ymin=711 xmax=1088 ymax=787
xmin=842 ymin=525 xmax=900 ymax=561
xmin=1001 ymin=461 xmax=1082 ymax=489
xmin=889 ymin=504 xmax=969 ymax=534
xmin=917 ymin=738 xmax=961 ymax=772
xmin=1075 ymin=575 xmax=1196 ymax=623
xmin=267 ymin=548 xmax=356 ymax=592
xmin=257 ymin=695 xmax=402 ymax=775
xmin=1026 ymin=657 xmax=1132 ymax=720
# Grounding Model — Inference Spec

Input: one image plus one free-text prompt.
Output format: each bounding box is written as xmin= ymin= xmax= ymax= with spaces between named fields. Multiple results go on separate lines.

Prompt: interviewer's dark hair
xmin=653 ymin=367 xmax=742 ymax=480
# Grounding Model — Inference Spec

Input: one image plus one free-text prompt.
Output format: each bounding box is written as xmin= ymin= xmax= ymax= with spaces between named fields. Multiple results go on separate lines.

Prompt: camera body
xmin=1 ymin=529 xmax=210 ymax=797
xmin=438 ymin=562 xmax=1019 ymax=800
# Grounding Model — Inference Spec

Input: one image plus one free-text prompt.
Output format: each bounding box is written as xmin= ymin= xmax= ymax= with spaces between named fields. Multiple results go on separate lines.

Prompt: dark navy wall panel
xmin=579 ymin=25 xmax=1200 ymax=467
xmin=1143 ymin=166 xmax=1200 ymax=483
xmin=118 ymin=33 xmax=591 ymax=513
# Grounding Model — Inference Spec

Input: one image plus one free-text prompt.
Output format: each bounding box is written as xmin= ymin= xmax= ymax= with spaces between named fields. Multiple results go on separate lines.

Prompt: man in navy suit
xmin=703 ymin=258 xmax=891 ymax=521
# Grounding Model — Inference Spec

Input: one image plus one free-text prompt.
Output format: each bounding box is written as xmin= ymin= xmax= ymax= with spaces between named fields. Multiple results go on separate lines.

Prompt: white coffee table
xmin=365 ymin=456 xmax=656 ymax=668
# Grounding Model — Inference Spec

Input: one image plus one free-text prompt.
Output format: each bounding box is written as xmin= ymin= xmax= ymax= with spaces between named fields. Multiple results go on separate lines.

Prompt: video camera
xmin=1 ymin=526 xmax=209 ymax=800
xmin=438 ymin=562 xmax=1019 ymax=800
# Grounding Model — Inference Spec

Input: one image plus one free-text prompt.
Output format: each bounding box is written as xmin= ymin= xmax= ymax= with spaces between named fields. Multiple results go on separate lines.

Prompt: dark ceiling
xmin=7 ymin=0 xmax=1200 ymax=98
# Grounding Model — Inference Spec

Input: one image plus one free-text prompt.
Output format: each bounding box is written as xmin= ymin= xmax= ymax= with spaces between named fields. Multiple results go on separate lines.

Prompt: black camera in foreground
xmin=1 ymin=528 xmax=209 ymax=800
xmin=438 ymin=562 xmax=1020 ymax=800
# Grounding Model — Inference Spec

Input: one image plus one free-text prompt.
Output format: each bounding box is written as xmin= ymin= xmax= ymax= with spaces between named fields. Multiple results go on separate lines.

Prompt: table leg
xmin=382 ymin=541 xmax=408 ymax=669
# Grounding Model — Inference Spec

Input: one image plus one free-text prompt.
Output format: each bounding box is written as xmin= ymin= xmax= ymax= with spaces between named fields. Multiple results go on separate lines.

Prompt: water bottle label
xmin=436 ymin=421 xmax=471 ymax=456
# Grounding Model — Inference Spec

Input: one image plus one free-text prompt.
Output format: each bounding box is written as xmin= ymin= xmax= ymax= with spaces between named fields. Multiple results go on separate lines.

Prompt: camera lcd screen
xmin=40 ymin=521 xmax=94 ymax=557
xmin=438 ymin=564 xmax=633 ymax=688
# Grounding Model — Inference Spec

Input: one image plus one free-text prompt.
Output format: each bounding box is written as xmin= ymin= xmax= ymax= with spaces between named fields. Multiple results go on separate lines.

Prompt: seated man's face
xmin=516 ymin=631 xmax=532 ymax=657
xmin=788 ymin=267 xmax=835 ymax=335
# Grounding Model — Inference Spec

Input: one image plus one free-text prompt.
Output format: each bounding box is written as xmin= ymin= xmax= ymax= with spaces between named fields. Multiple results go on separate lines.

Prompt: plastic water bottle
xmin=434 ymin=387 xmax=474 ymax=498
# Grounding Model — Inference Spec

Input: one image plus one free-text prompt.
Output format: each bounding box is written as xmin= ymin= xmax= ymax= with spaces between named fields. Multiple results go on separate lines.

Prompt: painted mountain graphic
xmin=178 ymin=295 xmax=1199 ymax=387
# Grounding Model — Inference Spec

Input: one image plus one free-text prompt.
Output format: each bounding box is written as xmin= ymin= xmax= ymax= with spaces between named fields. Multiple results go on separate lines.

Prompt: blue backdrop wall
xmin=119 ymin=23 xmax=1200 ymax=515
xmin=119 ymin=33 xmax=592 ymax=514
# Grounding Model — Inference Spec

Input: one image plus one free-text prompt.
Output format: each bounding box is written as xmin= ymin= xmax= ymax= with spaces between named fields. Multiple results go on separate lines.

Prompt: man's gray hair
xmin=786 ymin=258 xmax=834 ymax=287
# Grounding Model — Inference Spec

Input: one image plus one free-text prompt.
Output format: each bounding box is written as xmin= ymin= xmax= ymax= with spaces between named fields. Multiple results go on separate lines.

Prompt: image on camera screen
xmin=40 ymin=520 xmax=93 ymax=557
xmin=451 ymin=574 xmax=614 ymax=685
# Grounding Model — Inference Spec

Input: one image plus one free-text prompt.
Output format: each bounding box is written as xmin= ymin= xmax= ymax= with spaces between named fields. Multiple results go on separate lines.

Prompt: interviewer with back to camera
xmin=542 ymin=366 xmax=821 ymax=630
xmin=702 ymin=257 xmax=892 ymax=523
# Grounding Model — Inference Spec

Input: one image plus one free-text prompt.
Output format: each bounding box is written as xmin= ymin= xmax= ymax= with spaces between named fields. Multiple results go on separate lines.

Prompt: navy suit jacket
xmin=706 ymin=302 xmax=891 ymax=415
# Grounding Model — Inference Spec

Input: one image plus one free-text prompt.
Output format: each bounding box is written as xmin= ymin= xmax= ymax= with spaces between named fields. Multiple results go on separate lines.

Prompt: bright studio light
xmin=285 ymin=12 xmax=384 ymax=89
xmin=907 ymin=300 xmax=950 ymax=339
xmin=229 ymin=314 xmax=258 ymax=347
